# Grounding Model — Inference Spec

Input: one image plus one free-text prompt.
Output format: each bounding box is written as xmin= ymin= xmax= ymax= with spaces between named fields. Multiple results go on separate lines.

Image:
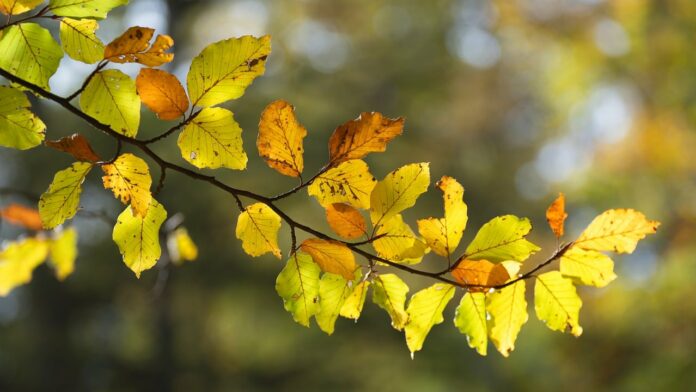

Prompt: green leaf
xmin=59 ymin=18 xmax=104 ymax=64
xmin=465 ymin=215 xmax=540 ymax=263
xmin=487 ymin=280 xmax=528 ymax=357
xmin=370 ymin=162 xmax=430 ymax=226
xmin=560 ymin=246 xmax=617 ymax=287
xmin=316 ymin=273 xmax=354 ymax=334
xmin=404 ymin=283 xmax=455 ymax=355
xmin=0 ymin=85 xmax=45 ymax=150
xmin=0 ymin=237 xmax=49 ymax=296
xmin=187 ymin=35 xmax=271 ymax=107
xmin=535 ymin=271 xmax=583 ymax=336
xmin=0 ymin=23 xmax=63 ymax=91
xmin=177 ymin=107 xmax=247 ymax=170
xmin=39 ymin=162 xmax=93 ymax=229
xmin=112 ymin=199 xmax=167 ymax=278
xmin=454 ymin=292 xmax=488 ymax=356
xmin=339 ymin=280 xmax=370 ymax=321
xmin=80 ymin=69 xmax=140 ymax=137
xmin=275 ymin=252 xmax=321 ymax=327
xmin=49 ymin=0 xmax=128 ymax=19
xmin=372 ymin=273 xmax=409 ymax=330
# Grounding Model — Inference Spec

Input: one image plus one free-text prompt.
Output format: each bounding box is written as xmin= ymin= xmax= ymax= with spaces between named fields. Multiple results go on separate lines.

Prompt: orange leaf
xmin=104 ymin=26 xmax=174 ymax=67
xmin=546 ymin=193 xmax=567 ymax=238
xmin=0 ymin=203 xmax=43 ymax=231
xmin=136 ymin=68 xmax=189 ymax=120
xmin=45 ymin=134 xmax=101 ymax=163
xmin=328 ymin=112 xmax=403 ymax=165
xmin=452 ymin=259 xmax=510 ymax=292
xmin=257 ymin=100 xmax=307 ymax=177
xmin=300 ymin=238 xmax=357 ymax=280
xmin=325 ymin=203 xmax=367 ymax=239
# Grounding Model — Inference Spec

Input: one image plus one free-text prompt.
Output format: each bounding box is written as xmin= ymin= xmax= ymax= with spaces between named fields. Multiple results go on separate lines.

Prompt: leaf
xmin=112 ymin=199 xmax=166 ymax=277
xmin=0 ymin=0 xmax=44 ymax=15
xmin=167 ymin=227 xmax=198 ymax=264
xmin=136 ymin=68 xmax=189 ymax=120
xmin=101 ymin=153 xmax=152 ymax=217
xmin=45 ymin=134 xmax=100 ymax=162
xmin=417 ymin=176 xmax=468 ymax=257
xmin=39 ymin=162 xmax=92 ymax=229
xmin=452 ymin=259 xmax=510 ymax=292
xmin=370 ymin=162 xmax=430 ymax=226
xmin=0 ymin=85 xmax=45 ymax=150
xmin=187 ymin=35 xmax=271 ymax=107
xmin=464 ymin=215 xmax=540 ymax=263
xmin=454 ymin=292 xmax=488 ymax=356
xmin=308 ymin=159 xmax=376 ymax=210
xmin=325 ymin=203 xmax=367 ymax=240
xmin=404 ymin=283 xmax=455 ymax=355
xmin=0 ymin=203 xmax=42 ymax=230
xmin=0 ymin=237 xmax=49 ymax=296
xmin=560 ymin=246 xmax=616 ymax=287
xmin=48 ymin=227 xmax=78 ymax=280
xmin=372 ymin=273 xmax=409 ymax=330
xmin=49 ymin=0 xmax=129 ymax=19
xmin=80 ymin=69 xmax=140 ymax=137
xmin=316 ymin=273 xmax=354 ymax=334
xmin=177 ymin=107 xmax=247 ymax=170
xmin=0 ymin=23 xmax=63 ymax=91
xmin=104 ymin=26 xmax=174 ymax=67
xmin=328 ymin=112 xmax=404 ymax=164
xmin=275 ymin=252 xmax=321 ymax=327
xmin=300 ymin=238 xmax=357 ymax=280
xmin=575 ymin=209 xmax=660 ymax=254
xmin=487 ymin=280 xmax=528 ymax=357
xmin=235 ymin=202 xmax=281 ymax=259
xmin=546 ymin=193 xmax=567 ymax=238
xmin=373 ymin=214 xmax=427 ymax=264
xmin=340 ymin=280 xmax=370 ymax=320
xmin=257 ymin=99 xmax=307 ymax=177
xmin=59 ymin=18 xmax=104 ymax=64
xmin=535 ymin=271 xmax=583 ymax=336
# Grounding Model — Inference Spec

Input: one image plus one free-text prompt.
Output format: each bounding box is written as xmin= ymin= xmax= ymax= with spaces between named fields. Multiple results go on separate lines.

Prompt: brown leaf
xmin=546 ymin=192 xmax=567 ymax=238
xmin=257 ymin=100 xmax=307 ymax=177
xmin=45 ymin=134 xmax=101 ymax=163
xmin=300 ymin=238 xmax=357 ymax=280
xmin=328 ymin=112 xmax=403 ymax=165
xmin=104 ymin=26 xmax=174 ymax=67
xmin=325 ymin=203 xmax=367 ymax=239
xmin=452 ymin=259 xmax=510 ymax=292
xmin=136 ymin=68 xmax=189 ymax=120
xmin=0 ymin=203 xmax=43 ymax=231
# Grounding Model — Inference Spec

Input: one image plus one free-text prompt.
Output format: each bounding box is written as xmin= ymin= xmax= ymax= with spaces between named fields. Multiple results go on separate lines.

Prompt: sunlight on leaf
xmin=275 ymin=252 xmax=321 ymax=327
xmin=39 ymin=162 xmax=92 ymax=229
xmin=136 ymin=68 xmax=189 ymax=120
xmin=102 ymin=153 xmax=152 ymax=217
xmin=257 ymin=99 xmax=307 ymax=177
xmin=0 ymin=85 xmax=45 ymax=150
xmin=236 ymin=202 xmax=282 ymax=259
xmin=112 ymin=199 xmax=166 ymax=278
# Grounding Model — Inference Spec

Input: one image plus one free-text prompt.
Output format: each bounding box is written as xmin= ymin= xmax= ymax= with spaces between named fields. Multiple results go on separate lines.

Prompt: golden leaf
xmin=257 ymin=100 xmax=307 ymax=177
xmin=300 ymin=238 xmax=357 ymax=280
xmin=104 ymin=26 xmax=174 ymax=67
xmin=136 ymin=68 xmax=189 ymax=120
xmin=328 ymin=112 xmax=403 ymax=164
xmin=325 ymin=203 xmax=367 ymax=240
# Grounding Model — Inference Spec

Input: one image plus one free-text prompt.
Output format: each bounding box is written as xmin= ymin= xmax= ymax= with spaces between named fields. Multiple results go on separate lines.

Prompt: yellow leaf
xmin=316 ymin=272 xmax=355 ymax=334
xmin=575 ymin=208 xmax=660 ymax=254
xmin=417 ymin=176 xmax=468 ymax=257
xmin=49 ymin=0 xmax=128 ymax=19
xmin=560 ymin=246 xmax=616 ymax=287
xmin=0 ymin=0 xmax=43 ymax=15
xmin=339 ymin=280 xmax=370 ymax=320
xmin=370 ymin=162 xmax=430 ymax=226
xmin=187 ymin=35 xmax=271 ymax=107
xmin=0 ymin=237 xmax=49 ymax=296
xmin=48 ymin=227 xmax=78 ymax=280
xmin=275 ymin=252 xmax=321 ymax=327
xmin=104 ymin=26 xmax=173 ymax=67
xmin=136 ymin=68 xmax=189 ymax=120
xmin=80 ymin=69 xmax=140 ymax=137
xmin=0 ymin=84 xmax=46 ymax=150
xmin=372 ymin=273 xmax=409 ymax=330
xmin=328 ymin=112 xmax=404 ymax=164
xmin=59 ymin=18 xmax=104 ymax=64
xmin=546 ymin=192 xmax=567 ymax=238
xmin=308 ymin=159 xmax=376 ymax=210
xmin=464 ymin=215 xmax=540 ymax=263
xmin=454 ymin=292 xmax=488 ymax=356
xmin=45 ymin=134 xmax=101 ymax=163
xmin=487 ymin=280 xmax=528 ymax=357
xmin=39 ymin=162 xmax=92 ymax=229
xmin=300 ymin=238 xmax=357 ymax=280
xmin=325 ymin=203 xmax=367 ymax=240
xmin=113 ymin=199 xmax=167 ymax=278
xmin=373 ymin=214 xmax=427 ymax=264
xmin=452 ymin=259 xmax=510 ymax=292
xmin=177 ymin=107 xmax=247 ymax=170
xmin=257 ymin=100 xmax=307 ymax=177
xmin=167 ymin=227 xmax=198 ymax=264
xmin=102 ymin=153 xmax=152 ymax=217
xmin=535 ymin=271 xmax=583 ymax=336
xmin=235 ymin=202 xmax=281 ymax=259
xmin=0 ymin=203 xmax=43 ymax=230
xmin=0 ymin=23 xmax=63 ymax=91
xmin=405 ymin=283 xmax=455 ymax=354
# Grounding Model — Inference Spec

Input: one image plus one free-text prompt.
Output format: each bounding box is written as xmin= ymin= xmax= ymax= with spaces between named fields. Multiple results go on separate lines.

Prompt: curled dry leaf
xmin=328 ymin=112 xmax=404 ymax=165
xmin=45 ymin=134 xmax=101 ymax=163
xmin=546 ymin=192 xmax=567 ymax=238
xmin=104 ymin=26 xmax=174 ymax=67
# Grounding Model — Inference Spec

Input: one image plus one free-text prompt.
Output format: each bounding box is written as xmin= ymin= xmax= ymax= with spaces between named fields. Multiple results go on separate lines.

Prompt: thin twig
xmin=141 ymin=110 xmax=201 ymax=144
xmin=65 ymin=61 xmax=108 ymax=101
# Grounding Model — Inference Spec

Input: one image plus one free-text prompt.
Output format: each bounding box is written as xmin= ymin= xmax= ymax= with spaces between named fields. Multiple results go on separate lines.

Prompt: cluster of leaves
xmin=0 ymin=1 xmax=659 ymax=357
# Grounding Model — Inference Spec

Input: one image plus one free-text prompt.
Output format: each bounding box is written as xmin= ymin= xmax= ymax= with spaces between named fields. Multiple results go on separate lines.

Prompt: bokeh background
xmin=1 ymin=0 xmax=695 ymax=390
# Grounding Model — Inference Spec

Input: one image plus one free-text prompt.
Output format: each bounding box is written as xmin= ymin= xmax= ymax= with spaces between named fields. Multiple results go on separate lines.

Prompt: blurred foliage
xmin=0 ymin=0 xmax=694 ymax=390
